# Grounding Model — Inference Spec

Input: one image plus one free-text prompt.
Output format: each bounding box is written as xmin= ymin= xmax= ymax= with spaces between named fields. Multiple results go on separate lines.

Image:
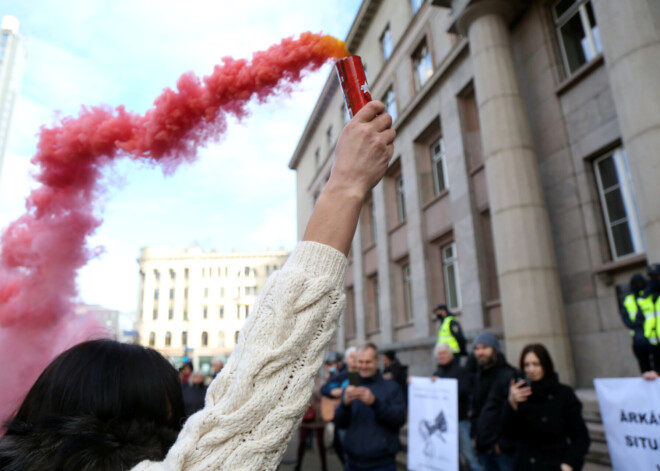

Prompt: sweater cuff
xmin=285 ymin=241 xmax=347 ymax=285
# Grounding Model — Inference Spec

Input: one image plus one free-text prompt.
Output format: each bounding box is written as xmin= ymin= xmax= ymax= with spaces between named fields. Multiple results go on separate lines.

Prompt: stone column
xmin=593 ymin=0 xmax=660 ymax=262
xmin=457 ymin=1 xmax=575 ymax=383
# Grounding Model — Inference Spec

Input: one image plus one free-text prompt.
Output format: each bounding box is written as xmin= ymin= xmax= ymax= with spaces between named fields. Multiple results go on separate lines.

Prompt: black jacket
xmin=334 ymin=372 xmax=406 ymax=468
xmin=503 ymin=372 xmax=590 ymax=471
xmin=471 ymin=353 xmax=516 ymax=453
xmin=0 ymin=415 xmax=178 ymax=470
xmin=434 ymin=357 xmax=472 ymax=421
xmin=182 ymin=383 xmax=207 ymax=418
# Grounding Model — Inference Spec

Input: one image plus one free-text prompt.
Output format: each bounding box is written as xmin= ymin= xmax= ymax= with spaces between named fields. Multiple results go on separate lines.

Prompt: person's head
xmin=435 ymin=342 xmax=454 ymax=367
xmin=344 ymin=346 xmax=358 ymax=372
xmin=211 ymin=358 xmax=224 ymax=373
xmin=191 ymin=370 xmax=205 ymax=386
xmin=434 ymin=304 xmax=450 ymax=320
xmin=382 ymin=350 xmax=396 ymax=368
xmin=357 ymin=343 xmax=379 ymax=378
xmin=179 ymin=361 xmax=193 ymax=378
xmin=519 ymin=343 xmax=555 ymax=383
xmin=2 ymin=339 xmax=185 ymax=469
xmin=324 ymin=351 xmax=341 ymax=375
xmin=473 ymin=332 xmax=500 ymax=368
xmin=648 ymin=264 xmax=660 ymax=280
xmin=630 ymin=273 xmax=647 ymax=294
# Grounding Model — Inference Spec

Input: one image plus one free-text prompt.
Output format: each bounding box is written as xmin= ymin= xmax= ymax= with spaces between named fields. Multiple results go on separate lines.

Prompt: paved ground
xmin=277 ymin=428 xmax=344 ymax=471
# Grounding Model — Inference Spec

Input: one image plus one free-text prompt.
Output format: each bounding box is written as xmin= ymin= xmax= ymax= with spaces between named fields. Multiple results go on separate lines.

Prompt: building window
xmin=208 ymin=266 xmax=213 ymax=277
xmin=204 ymin=287 xmax=209 ymax=298
xmin=594 ymin=148 xmax=644 ymax=260
xmin=326 ymin=125 xmax=333 ymax=147
xmin=218 ymin=331 xmax=226 ymax=348
xmin=266 ymin=266 xmax=271 ymax=276
xmin=165 ymin=331 xmax=172 ymax=347
xmin=169 ymin=288 xmax=174 ymax=300
xmin=154 ymin=269 xmax=160 ymax=281
xmin=431 ymin=137 xmax=448 ymax=195
xmin=553 ymin=0 xmax=602 ymax=75
xmin=181 ymin=331 xmax=188 ymax=346
xmin=396 ymin=175 xmax=406 ymax=222
xmin=381 ymin=24 xmax=394 ymax=61
xmin=236 ymin=305 xmax=241 ymax=320
xmin=234 ymin=331 xmax=240 ymax=345
xmin=245 ymin=266 xmax=251 ymax=277
xmin=402 ymin=264 xmax=414 ymax=322
xmin=169 ymin=269 xmax=175 ymax=279
xmin=442 ymin=242 xmax=461 ymax=311
xmin=184 ymin=287 xmax=188 ymax=299
xmin=202 ymin=268 xmax=205 ymax=278
xmin=218 ymin=267 xmax=222 ymax=277
xmin=149 ymin=332 xmax=156 ymax=347
xmin=383 ymin=86 xmax=397 ymax=122
xmin=184 ymin=268 xmax=189 ymax=279
xmin=201 ymin=331 xmax=208 ymax=347
xmin=203 ymin=306 xmax=208 ymax=319
xmin=220 ymin=287 xmax=225 ymax=297
xmin=412 ymin=38 xmax=433 ymax=91
xmin=152 ymin=308 xmax=158 ymax=320
xmin=245 ymin=305 xmax=250 ymax=318
xmin=154 ymin=288 xmax=159 ymax=300
xmin=315 ymin=147 xmax=321 ymax=169
xmin=366 ymin=275 xmax=380 ymax=332
xmin=168 ymin=308 xmax=174 ymax=320
xmin=411 ymin=0 xmax=424 ymax=14
xmin=219 ymin=305 xmax=224 ymax=319
xmin=183 ymin=309 xmax=188 ymax=321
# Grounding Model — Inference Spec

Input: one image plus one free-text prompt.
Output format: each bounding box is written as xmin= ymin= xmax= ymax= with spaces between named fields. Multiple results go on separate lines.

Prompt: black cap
xmin=630 ymin=274 xmax=646 ymax=293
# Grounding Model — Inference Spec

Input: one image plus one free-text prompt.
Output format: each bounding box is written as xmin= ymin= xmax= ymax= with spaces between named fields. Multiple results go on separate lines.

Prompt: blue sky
xmin=0 ymin=0 xmax=361 ymax=313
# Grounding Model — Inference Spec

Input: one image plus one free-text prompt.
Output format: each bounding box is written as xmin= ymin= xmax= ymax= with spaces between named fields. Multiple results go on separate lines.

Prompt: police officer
xmin=621 ymin=274 xmax=653 ymax=373
xmin=434 ymin=304 xmax=467 ymax=356
xmin=645 ymin=263 xmax=660 ymax=371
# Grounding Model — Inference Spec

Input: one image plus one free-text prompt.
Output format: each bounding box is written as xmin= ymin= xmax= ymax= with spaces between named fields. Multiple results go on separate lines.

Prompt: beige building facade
xmin=136 ymin=246 xmax=289 ymax=371
xmin=289 ymin=0 xmax=660 ymax=388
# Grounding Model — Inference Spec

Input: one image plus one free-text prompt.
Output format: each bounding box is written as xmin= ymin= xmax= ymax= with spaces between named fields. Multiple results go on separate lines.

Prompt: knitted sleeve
xmin=132 ymin=241 xmax=347 ymax=471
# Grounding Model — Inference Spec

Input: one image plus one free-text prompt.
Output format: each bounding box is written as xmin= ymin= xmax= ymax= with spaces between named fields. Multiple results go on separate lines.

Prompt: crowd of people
xmin=306 ymin=313 xmax=593 ymax=471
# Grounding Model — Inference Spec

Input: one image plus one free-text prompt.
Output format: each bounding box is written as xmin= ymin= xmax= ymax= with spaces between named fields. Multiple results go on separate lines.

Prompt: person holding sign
xmin=505 ymin=344 xmax=590 ymax=471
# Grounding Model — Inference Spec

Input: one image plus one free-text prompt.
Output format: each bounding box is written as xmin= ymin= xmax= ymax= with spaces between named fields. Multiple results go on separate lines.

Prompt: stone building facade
xmin=289 ymin=0 xmax=660 ymax=388
xmin=136 ymin=246 xmax=289 ymax=372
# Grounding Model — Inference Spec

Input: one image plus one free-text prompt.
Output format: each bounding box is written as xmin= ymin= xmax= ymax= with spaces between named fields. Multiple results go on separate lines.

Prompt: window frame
xmin=431 ymin=137 xmax=448 ymax=196
xmin=553 ymin=0 xmax=602 ymax=75
xmin=396 ymin=175 xmax=406 ymax=223
xmin=383 ymin=85 xmax=398 ymax=122
xmin=441 ymin=242 xmax=462 ymax=311
xmin=411 ymin=38 xmax=433 ymax=92
xmin=380 ymin=24 xmax=394 ymax=62
xmin=593 ymin=148 xmax=645 ymax=260
xmin=402 ymin=264 xmax=414 ymax=322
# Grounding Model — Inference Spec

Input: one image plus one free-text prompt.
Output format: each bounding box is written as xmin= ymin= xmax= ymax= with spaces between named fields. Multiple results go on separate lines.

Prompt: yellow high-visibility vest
xmin=636 ymin=293 xmax=660 ymax=346
xmin=437 ymin=315 xmax=461 ymax=353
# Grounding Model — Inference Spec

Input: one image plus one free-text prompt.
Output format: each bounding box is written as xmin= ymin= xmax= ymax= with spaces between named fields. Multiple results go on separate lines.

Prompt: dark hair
xmin=0 ymin=339 xmax=185 ymax=469
xmin=383 ymin=350 xmax=397 ymax=361
xmin=434 ymin=304 xmax=452 ymax=316
xmin=519 ymin=343 xmax=555 ymax=377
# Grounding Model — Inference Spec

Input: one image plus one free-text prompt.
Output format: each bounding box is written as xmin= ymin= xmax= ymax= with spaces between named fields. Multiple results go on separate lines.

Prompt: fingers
xmin=354 ymin=100 xmax=385 ymax=122
xmin=372 ymin=112 xmax=393 ymax=132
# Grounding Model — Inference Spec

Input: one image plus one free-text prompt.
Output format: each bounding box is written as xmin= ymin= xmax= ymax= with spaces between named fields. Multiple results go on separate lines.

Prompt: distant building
xmin=289 ymin=0 xmax=660 ymax=388
xmin=0 ymin=15 xmax=22 ymax=185
xmin=136 ymin=246 xmax=289 ymax=372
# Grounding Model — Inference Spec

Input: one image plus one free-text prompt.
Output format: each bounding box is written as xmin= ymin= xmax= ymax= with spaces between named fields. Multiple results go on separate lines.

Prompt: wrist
xmin=323 ymin=178 xmax=367 ymax=206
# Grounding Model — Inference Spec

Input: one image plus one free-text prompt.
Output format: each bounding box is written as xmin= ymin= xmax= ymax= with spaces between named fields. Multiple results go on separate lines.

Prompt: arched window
xmin=234 ymin=330 xmax=240 ymax=345
xmin=149 ymin=332 xmax=156 ymax=347
xmin=165 ymin=331 xmax=172 ymax=346
xmin=201 ymin=331 xmax=208 ymax=347
xmin=182 ymin=331 xmax=188 ymax=346
xmin=218 ymin=331 xmax=226 ymax=348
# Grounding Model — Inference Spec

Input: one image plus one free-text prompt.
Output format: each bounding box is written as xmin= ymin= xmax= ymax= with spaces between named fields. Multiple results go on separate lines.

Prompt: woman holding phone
xmin=505 ymin=344 xmax=590 ymax=471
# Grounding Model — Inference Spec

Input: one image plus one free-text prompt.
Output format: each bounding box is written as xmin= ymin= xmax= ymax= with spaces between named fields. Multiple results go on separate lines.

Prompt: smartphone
xmin=349 ymin=371 xmax=360 ymax=386
xmin=516 ymin=377 xmax=531 ymax=388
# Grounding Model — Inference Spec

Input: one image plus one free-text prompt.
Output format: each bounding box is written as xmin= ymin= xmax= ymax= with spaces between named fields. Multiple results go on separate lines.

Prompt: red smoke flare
xmin=0 ymin=32 xmax=349 ymax=424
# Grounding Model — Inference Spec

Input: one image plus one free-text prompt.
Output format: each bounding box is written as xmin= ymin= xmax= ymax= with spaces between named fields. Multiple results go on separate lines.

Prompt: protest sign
xmin=594 ymin=377 xmax=660 ymax=471
xmin=407 ymin=376 xmax=458 ymax=471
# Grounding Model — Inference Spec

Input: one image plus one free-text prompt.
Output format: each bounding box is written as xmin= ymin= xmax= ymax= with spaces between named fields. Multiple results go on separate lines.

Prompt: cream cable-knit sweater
xmin=132 ymin=241 xmax=347 ymax=471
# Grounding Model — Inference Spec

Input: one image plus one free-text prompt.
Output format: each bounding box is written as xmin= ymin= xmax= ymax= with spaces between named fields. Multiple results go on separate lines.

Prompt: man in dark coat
xmin=334 ymin=343 xmax=406 ymax=471
xmin=382 ymin=349 xmax=408 ymax=404
xmin=470 ymin=332 xmax=516 ymax=471
xmin=181 ymin=370 xmax=207 ymax=418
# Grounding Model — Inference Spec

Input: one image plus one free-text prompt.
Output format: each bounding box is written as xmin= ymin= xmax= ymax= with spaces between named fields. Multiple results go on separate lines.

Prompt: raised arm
xmin=132 ymin=101 xmax=395 ymax=471
xmin=303 ymin=100 xmax=395 ymax=255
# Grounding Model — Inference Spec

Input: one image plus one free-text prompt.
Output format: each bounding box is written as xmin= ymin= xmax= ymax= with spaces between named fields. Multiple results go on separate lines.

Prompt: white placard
xmin=407 ymin=376 xmax=458 ymax=471
xmin=594 ymin=377 xmax=660 ymax=471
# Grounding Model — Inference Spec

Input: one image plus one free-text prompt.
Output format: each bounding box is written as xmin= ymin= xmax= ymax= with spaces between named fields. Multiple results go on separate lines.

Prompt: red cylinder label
xmin=335 ymin=55 xmax=372 ymax=119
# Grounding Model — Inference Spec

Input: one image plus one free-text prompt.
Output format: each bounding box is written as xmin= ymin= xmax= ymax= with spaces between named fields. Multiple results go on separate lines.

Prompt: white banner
xmin=594 ymin=377 xmax=660 ymax=471
xmin=407 ymin=376 xmax=458 ymax=471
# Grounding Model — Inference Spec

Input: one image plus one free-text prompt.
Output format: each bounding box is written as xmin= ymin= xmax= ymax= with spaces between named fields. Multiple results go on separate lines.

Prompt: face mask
xmin=328 ymin=367 xmax=337 ymax=375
